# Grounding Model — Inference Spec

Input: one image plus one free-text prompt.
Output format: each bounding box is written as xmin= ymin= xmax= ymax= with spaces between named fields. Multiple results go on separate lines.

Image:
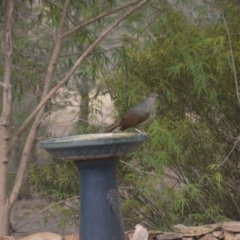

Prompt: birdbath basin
xmin=40 ymin=132 xmax=148 ymax=240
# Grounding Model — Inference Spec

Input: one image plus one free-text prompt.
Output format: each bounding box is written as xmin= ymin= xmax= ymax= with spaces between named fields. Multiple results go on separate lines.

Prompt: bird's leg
xmin=135 ymin=128 xmax=143 ymax=134
xmin=134 ymin=128 xmax=149 ymax=137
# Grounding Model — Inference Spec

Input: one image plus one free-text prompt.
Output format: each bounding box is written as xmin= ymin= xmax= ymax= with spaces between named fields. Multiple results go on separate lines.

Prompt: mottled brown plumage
xmin=106 ymin=93 xmax=160 ymax=132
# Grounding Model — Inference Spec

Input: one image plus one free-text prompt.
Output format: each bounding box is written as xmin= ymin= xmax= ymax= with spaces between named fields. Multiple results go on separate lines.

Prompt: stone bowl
xmin=39 ymin=132 xmax=148 ymax=160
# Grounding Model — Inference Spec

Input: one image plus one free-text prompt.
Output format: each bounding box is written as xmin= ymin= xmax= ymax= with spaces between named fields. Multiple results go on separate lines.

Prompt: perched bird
xmin=105 ymin=93 xmax=160 ymax=133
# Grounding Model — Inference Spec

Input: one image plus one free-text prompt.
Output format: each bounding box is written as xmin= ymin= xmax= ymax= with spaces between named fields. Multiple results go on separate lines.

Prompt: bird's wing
xmin=120 ymin=107 xmax=150 ymax=131
xmin=105 ymin=121 xmax=120 ymax=132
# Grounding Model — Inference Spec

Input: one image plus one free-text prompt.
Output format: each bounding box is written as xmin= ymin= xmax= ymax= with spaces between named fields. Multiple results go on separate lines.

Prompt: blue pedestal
xmin=39 ymin=133 xmax=148 ymax=240
xmin=75 ymin=158 xmax=125 ymax=240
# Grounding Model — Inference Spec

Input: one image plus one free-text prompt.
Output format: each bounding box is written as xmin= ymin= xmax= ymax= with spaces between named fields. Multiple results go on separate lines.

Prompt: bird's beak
xmin=157 ymin=95 xmax=161 ymax=98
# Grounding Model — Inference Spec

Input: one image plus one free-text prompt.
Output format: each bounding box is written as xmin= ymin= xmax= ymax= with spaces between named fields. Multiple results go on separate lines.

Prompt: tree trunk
xmin=0 ymin=0 xmax=14 ymax=236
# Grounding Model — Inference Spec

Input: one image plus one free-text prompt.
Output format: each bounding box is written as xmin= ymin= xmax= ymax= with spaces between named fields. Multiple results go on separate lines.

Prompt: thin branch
xmin=120 ymin=160 xmax=182 ymax=183
xmin=149 ymin=3 xmax=165 ymax=13
xmin=215 ymin=134 xmax=240 ymax=170
xmin=14 ymin=196 xmax=79 ymax=232
xmin=39 ymin=118 xmax=95 ymax=128
xmin=203 ymin=0 xmax=240 ymax=107
xmin=62 ymin=0 xmax=141 ymax=38
xmin=14 ymin=216 xmax=78 ymax=234
xmin=120 ymin=160 xmax=161 ymax=177
xmin=9 ymin=0 xmax=150 ymax=150
xmin=59 ymin=45 xmax=122 ymax=58
xmin=203 ymin=0 xmax=238 ymax=25
xmin=222 ymin=13 xmax=240 ymax=106
xmin=59 ymin=115 xmax=77 ymax=136
xmin=225 ymin=182 xmax=240 ymax=194
xmin=16 ymin=12 xmax=55 ymax=38
xmin=45 ymin=0 xmax=62 ymax=10
xmin=225 ymin=184 xmax=240 ymax=217
xmin=14 ymin=221 xmax=59 ymax=234
xmin=198 ymin=200 xmax=218 ymax=222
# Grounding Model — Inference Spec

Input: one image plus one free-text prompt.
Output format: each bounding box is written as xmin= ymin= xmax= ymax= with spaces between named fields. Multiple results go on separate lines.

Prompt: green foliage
xmin=28 ymin=156 xmax=79 ymax=200
xmin=26 ymin=154 xmax=79 ymax=228
xmin=106 ymin=2 xmax=240 ymax=230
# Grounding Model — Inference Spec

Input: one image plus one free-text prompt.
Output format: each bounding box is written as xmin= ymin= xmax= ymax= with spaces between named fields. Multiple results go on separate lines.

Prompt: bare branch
xmin=222 ymin=13 xmax=240 ymax=106
xmin=225 ymin=184 xmax=240 ymax=216
xmin=45 ymin=0 xmax=63 ymax=10
xmin=120 ymin=160 xmax=162 ymax=177
xmin=14 ymin=216 xmax=77 ymax=234
xmin=203 ymin=1 xmax=240 ymax=105
xmin=14 ymin=196 xmax=79 ymax=232
xmin=120 ymin=160 xmax=183 ymax=183
xmin=16 ymin=12 xmax=55 ymax=38
xmin=62 ymin=0 xmax=141 ymax=38
xmin=9 ymin=0 xmax=150 ymax=151
xmin=225 ymin=181 xmax=240 ymax=194
xmin=59 ymin=115 xmax=77 ymax=136
xmin=215 ymin=134 xmax=240 ymax=170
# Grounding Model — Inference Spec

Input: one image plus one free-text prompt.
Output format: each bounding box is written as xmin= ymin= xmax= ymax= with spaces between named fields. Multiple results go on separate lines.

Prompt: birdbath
xmin=39 ymin=132 xmax=148 ymax=240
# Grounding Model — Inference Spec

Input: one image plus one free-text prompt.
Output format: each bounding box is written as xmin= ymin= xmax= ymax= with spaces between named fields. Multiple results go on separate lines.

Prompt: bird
xmin=105 ymin=93 xmax=160 ymax=133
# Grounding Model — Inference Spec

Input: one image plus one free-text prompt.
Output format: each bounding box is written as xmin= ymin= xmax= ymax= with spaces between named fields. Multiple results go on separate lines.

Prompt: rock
xmin=182 ymin=237 xmax=195 ymax=240
xmin=172 ymin=224 xmax=213 ymax=236
xmin=234 ymin=234 xmax=240 ymax=240
xmin=18 ymin=232 xmax=63 ymax=240
xmin=213 ymin=231 xmax=224 ymax=239
xmin=172 ymin=224 xmax=188 ymax=233
xmin=125 ymin=230 xmax=134 ymax=240
xmin=131 ymin=224 xmax=148 ymax=240
xmin=202 ymin=224 xmax=221 ymax=231
xmin=199 ymin=233 xmax=218 ymax=240
xmin=156 ymin=232 xmax=184 ymax=240
xmin=148 ymin=230 xmax=164 ymax=238
xmin=1 ymin=237 xmax=15 ymax=240
xmin=63 ymin=234 xmax=78 ymax=240
xmin=224 ymin=231 xmax=234 ymax=240
xmin=222 ymin=222 xmax=240 ymax=232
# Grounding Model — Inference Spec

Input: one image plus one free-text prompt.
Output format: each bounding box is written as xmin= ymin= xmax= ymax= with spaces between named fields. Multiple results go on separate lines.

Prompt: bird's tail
xmin=105 ymin=121 xmax=120 ymax=132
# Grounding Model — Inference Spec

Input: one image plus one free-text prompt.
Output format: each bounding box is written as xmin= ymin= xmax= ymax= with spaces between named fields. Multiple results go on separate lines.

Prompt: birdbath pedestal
xmin=39 ymin=132 xmax=148 ymax=240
